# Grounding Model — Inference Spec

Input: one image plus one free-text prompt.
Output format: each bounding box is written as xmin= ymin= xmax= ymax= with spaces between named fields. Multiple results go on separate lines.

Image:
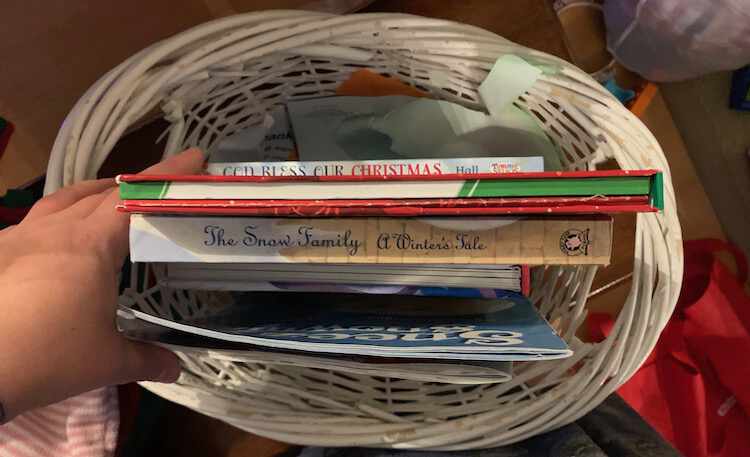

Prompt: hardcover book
xmin=117 ymin=170 xmax=663 ymax=206
xmin=129 ymin=215 xmax=613 ymax=265
xmin=208 ymin=156 xmax=544 ymax=177
xmin=119 ymin=195 xmax=654 ymax=217
xmin=162 ymin=263 xmax=527 ymax=290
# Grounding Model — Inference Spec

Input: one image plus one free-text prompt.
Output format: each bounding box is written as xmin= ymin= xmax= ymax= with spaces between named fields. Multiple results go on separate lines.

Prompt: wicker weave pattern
xmin=45 ymin=11 xmax=682 ymax=449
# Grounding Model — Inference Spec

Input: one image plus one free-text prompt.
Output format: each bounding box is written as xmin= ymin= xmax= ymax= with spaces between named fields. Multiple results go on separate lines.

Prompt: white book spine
xmin=207 ymin=156 xmax=543 ymax=177
xmin=129 ymin=215 xmax=613 ymax=265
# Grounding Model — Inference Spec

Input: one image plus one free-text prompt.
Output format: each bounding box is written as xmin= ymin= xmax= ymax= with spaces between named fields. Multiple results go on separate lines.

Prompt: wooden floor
xmin=361 ymin=0 xmax=568 ymax=59
xmin=661 ymin=74 xmax=750 ymax=257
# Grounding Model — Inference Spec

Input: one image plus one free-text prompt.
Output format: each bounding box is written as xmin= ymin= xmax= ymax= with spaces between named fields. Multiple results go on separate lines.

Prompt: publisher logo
xmin=560 ymin=229 xmax=590 ymax=256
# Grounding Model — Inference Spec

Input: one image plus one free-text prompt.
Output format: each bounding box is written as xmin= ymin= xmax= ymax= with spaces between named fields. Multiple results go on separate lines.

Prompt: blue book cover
xmin=120 ymin=291 xmax=571 ymax=362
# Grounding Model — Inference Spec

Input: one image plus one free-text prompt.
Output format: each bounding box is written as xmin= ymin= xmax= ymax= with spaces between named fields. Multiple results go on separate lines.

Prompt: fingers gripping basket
xmin=45 ymin=11 xmax=682 ymax=449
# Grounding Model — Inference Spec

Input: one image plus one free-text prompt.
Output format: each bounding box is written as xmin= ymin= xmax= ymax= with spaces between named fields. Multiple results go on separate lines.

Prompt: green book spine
xmin=120 ymin=181 xmax=171 ymax=200
xmin=119 ymin=176 xmax=652 ymax=200
xmin=457 ymin=177 xmax=650 ymax=198
xmin=650 ymin=172 xmax=664 ymax=211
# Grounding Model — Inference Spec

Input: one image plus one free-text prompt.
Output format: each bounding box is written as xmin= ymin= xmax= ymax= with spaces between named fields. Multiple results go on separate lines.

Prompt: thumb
xmin=141 ymin=147 xmax=207 ymax=175
xmin=90 ymin=147 xmax=208 ymax=269
xmin=118 ymin=341 xmax=182 ymax=384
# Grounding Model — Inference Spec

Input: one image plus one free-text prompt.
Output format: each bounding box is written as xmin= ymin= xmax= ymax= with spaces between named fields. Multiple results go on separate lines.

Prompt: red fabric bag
xmin=589 ymin=239 xmax=750 ymax=457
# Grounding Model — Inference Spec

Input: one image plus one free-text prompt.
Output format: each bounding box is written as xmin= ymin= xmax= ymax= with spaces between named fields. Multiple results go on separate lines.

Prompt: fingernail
xmin=184 ymin=147 xmax=208 ymax=160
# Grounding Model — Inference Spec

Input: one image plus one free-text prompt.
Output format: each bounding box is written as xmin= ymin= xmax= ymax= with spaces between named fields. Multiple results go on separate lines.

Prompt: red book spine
xmin=119 ymin=202 xmax=654 ymax=217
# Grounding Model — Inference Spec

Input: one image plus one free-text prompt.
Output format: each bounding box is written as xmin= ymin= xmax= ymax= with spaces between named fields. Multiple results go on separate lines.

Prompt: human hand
xmin=0 ymin=149 xmax=205 ymax=422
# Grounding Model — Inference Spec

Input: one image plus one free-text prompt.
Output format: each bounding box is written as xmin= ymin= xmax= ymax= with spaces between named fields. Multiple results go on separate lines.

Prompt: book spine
xmin=130 ymin=215 xmax=613 ymax=265
xmin=118 ymin=195 xmax=654 ymax=216
xmin=118 ymin=176 xmax=652 ymax=200
xmin=166 ymin=280 xmax=521 ymax=297
xmin=118 ymin=168 xmax=659 ymax=183
xmin=206 ymin=157 xmax=544 ymax=177
xmin=120 ymin=202 xmax=654 ymax=217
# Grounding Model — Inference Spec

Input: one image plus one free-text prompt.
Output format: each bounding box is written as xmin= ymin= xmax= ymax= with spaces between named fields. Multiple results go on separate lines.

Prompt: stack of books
xmin=117 ymin=155 xmax=663 ymax=383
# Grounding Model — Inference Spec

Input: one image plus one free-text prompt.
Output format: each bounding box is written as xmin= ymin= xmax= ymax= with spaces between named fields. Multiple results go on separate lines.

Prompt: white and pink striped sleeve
xmin=0 ymin=387 xmax=119 ymax=457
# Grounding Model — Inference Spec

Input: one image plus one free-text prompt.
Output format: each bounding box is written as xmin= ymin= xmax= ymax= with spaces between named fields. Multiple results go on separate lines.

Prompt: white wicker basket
xmin=45 ymin=11 xmax=682 ymax=449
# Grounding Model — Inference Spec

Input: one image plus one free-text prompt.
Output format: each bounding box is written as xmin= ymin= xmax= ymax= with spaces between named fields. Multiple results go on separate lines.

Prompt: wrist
xmin=0 ymin=290 xmax=52 ymax=421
